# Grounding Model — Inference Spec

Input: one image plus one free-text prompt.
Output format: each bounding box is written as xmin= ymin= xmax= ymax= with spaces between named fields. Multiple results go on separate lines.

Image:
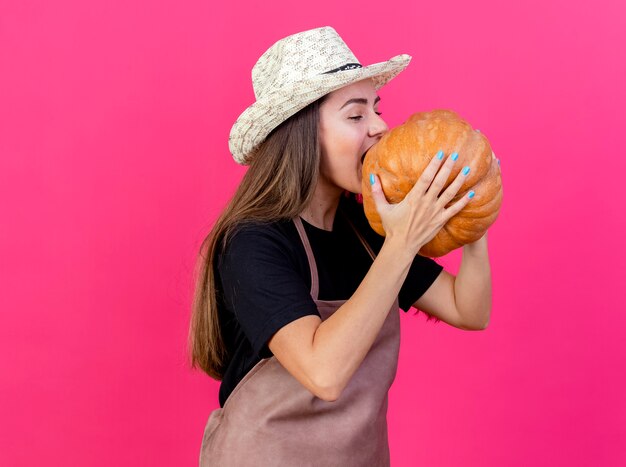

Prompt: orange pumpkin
xmin=361 ymin=109 xmax=503 ymax=257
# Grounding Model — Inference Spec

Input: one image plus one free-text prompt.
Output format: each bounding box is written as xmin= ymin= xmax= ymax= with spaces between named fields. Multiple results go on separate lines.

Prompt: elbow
xmin=477 ymin=314 xmax=491 ymax=330
xmin=461 ymin=302 xmax=491 ymax=330
xmin=460 ymin=313 xmax=490 ymax=331
xmin=318 ymin=388 xmax=341 ymax=403
xmin=313 ymin=374 xmax=343 ymax=402
xmin=472 ymin=317 xmax=490 ymax=331
xmin=480 ymin=310 xmax=491 ymax=330
xmin=316 ymin=381 xmax=342 ymax=403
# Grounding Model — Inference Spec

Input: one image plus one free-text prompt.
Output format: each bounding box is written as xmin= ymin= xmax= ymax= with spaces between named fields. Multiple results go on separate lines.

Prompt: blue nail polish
xmin=468 ymin=190 xmax=475 ymax=199
xmin=451 ymin=152 xmax=459 ymax=161
xmin=436 ymin=150 xmax=444 ymax=160
xmin=370 ymin=173 xmax=375 ymax=185
xmin=462 ymin=166 xmax=470 ymax=176
xmin=497 ymin=159 xmax=500 ymax=166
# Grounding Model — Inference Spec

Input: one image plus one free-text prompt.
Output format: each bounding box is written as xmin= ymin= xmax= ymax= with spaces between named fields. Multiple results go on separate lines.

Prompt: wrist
xmin=463 ymin=236 xmax=489 ymax=260
xmin=381 ymin=235 xmax=418 ymax=265
xmin=464 ymin=232 xmax=487 ymax=247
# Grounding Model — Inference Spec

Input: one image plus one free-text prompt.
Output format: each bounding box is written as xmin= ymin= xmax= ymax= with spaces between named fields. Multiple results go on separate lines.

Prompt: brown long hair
xmin=188 ymin=96 xmax=327 ymax=379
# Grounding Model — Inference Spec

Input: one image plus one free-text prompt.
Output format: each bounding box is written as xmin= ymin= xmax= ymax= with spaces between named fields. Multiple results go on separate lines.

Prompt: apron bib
xmin=200 ymin=211 xmax=401 ymax=466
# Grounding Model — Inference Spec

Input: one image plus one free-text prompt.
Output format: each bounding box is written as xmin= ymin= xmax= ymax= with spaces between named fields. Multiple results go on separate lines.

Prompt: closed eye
xmin=349 ymin=112 xmax=382 ymax=121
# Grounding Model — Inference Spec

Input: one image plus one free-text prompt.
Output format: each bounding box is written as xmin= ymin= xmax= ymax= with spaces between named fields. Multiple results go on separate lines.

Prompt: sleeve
xmin=217 ymin=224 xmax=321 ymax=359
xmin=398 ymin=255 xmax=444 ymax=312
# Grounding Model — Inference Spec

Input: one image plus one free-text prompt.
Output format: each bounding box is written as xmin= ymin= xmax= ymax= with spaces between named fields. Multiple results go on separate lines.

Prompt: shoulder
xmin=214 ymin=218 xmax=319 ymax=359
xmin=216 ymin=218 xmax=304 ymax=277
xmin=221 ymin=218 xmax=297 ymax=255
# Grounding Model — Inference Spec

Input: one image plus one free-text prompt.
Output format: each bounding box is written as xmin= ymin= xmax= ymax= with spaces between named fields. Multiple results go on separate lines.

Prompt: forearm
xmin=311 ymin=238 xmax=413 ymax=399
xmin=454 ymin=233 xmax=492 ymax=329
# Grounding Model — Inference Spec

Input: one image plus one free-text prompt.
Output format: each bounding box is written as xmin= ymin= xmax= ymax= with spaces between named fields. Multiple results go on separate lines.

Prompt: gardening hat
xmin=228 ymin=26 xmax=411 ymax=164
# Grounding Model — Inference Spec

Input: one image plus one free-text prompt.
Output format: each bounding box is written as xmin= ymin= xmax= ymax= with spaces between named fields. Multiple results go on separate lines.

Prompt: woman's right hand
xmin=369 ymin=150 xmax=473 ymax=256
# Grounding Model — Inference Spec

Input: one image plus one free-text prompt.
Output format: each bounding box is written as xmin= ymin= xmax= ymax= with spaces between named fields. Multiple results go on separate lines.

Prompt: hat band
xmin=321 ymin=63 xmax=363 ymax=74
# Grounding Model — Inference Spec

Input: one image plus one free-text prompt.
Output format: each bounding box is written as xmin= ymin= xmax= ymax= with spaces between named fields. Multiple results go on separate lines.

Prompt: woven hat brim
xmin=229 ymin=53 xmax=411 ymax=164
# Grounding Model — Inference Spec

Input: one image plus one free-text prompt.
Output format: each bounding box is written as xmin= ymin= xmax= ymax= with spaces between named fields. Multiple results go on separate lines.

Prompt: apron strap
xmin=292 ymin=216 xmax=320 ymax=301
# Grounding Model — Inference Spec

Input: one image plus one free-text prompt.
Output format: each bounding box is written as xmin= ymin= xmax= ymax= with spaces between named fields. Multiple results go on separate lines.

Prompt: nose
xmin=369 ymin=113 xmax=389 ymax=138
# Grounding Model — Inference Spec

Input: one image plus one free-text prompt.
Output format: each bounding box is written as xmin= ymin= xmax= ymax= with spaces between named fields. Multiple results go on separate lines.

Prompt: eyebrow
xmin=340 ymin=95 xmax=381 ymax=110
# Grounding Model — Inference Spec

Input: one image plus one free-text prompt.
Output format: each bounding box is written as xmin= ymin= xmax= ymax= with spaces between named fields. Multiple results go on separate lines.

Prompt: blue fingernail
xmin=468 ymin=190 xmax=475 ymax=199
xmin=370 ymin=173 xmax=375 ymax=185
xmin=462 ymin=166 xmax=470 ymax=175
xmin=451 ymin=152 xmax=459 ymax=161
xmin=436 ymin=150 xmax=443 ymax=160
xmin=497 ymin=159 xmax=500 ymax=166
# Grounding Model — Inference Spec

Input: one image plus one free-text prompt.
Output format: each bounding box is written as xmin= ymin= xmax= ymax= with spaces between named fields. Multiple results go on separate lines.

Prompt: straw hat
xmin=228 ymin=26 xmax=412 ymax=164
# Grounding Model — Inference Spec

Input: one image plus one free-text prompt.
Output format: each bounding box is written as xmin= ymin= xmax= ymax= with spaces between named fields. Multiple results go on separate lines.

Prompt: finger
xmin=441 ymin=189 xmax=474 ymax=222
xmin=437 ymin=164 xmax=471 ymax=208
xmin=408 ymin=150 xmax=447 ymax=199
xmin=425 ymin=151 xmax=459 ymax=200
xmin=492 ymin=152 xmax=501 ymax=169
xmin=369 ymin=173 xmax=390 ymax=215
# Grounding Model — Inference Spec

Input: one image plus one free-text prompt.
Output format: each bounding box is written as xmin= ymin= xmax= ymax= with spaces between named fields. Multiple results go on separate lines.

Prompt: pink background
xmin=1 ymin=0 xmax=624 ymax=465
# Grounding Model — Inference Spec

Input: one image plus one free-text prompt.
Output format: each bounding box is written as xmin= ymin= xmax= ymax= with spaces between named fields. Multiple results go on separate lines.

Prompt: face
xmin=318 ymin=78 xmax=389 ymax=195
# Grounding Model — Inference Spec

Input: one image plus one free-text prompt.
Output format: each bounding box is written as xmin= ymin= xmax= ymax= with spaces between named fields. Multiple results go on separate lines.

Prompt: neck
xmin=300 ymin=183 xmax=343 ymax=231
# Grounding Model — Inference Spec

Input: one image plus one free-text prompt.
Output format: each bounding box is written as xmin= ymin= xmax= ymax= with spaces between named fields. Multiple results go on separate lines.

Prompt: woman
xmin=189 ymin=26 xmax=492 ymax=466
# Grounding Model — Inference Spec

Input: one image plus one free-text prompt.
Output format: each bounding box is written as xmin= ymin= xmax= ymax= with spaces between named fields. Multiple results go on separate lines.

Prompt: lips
xmin=362 ymin=142 xmax=378 ymax=163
